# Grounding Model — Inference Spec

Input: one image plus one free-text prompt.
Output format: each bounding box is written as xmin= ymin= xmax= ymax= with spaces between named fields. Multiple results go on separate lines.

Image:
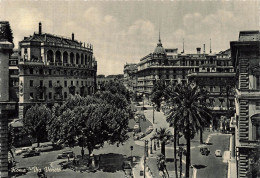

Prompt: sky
xmin=1 ymin=1 xmax=259 ymax=75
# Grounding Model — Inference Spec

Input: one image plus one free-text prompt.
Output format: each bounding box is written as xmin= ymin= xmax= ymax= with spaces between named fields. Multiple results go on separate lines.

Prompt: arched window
xmin=76 ymin=53 xmax=80 ymax=64
xmin=70 ymin=53 xmax=74 ymax=64
xmin=85 ymin=55 xmax=88 ymax=66
xmin=55 ymin=51 xmax=61 ymax=64
xmin=81 ymin=54 xmax=84 ymax=65
xmin=63 ymin=51 xmax=68 ymax=64
xmin=251 ymin=113 xmax=260 ymax=140
xmin=47 ymin=50 xmax=54 ymax=63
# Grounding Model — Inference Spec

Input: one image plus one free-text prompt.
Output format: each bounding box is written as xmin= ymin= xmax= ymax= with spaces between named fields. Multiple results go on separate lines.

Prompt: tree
xmin=48 ymin=94 xmax=131 ymax=160
xmin=8 ymin=125 xmax=15 ymax=159
xmin=154 ymin=127 xmax=172 ymax=157
xmin=23 ymin=104 xmax=51 ymax=147
xmin=151 ymin=80 xmax=167 ymax=111
xmin=0 ymin=22 xmax=13 ymax=43
xmin=157 ymin=154 xmax=169 ymax=178
xmin=166 ymin=83 xmax=212 ymax=178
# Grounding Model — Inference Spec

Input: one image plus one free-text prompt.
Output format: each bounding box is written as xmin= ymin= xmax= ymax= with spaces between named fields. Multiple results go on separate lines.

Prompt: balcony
xmin=19 ymin=58 xmax=44 ymax=65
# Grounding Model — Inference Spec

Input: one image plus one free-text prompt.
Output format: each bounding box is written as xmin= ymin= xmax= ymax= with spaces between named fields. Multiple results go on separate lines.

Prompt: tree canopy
xmin=23 ymin=104 xmax=51 ymax=147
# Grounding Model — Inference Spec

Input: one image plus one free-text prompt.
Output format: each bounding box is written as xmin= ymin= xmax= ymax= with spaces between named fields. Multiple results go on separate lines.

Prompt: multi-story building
xmin=18 ymin=22 xmax=97 ymax=118
xmin=123 ymin=63 xmax=138 ymax=92
xmin=0 ymin=21 xmax=16 ymax=178
xmin=188 ymin=49 xmax=236 ymax=130
xmin=230 ymin=31 xmax=260 ymax=178
xmin=134 ymin=35 xmax=235 ymax=128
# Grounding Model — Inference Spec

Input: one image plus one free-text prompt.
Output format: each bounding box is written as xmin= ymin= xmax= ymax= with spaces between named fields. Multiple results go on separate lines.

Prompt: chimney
xmin=196 ymin=47 xmax=201 ymax=54
xmin=203 ymin=44 xmax=205 ymax=54
xmin=72 ymin=33 xmax=74 ymax=41
xmin=39 ymin=22 xmax=42 ymax=35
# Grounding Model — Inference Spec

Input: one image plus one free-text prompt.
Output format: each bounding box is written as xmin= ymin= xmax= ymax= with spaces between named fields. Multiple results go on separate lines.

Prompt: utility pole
xmin=153 ymin=104 xmax=155 ymax=124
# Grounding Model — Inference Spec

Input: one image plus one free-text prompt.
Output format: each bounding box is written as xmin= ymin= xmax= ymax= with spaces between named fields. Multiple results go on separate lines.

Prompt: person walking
xmin=81 ymin=148 xmax=84 ymax=159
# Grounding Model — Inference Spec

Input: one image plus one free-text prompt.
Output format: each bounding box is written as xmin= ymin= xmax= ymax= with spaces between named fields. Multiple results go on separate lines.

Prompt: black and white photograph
xmin=0 ymin=0 xmax=260 ymax=177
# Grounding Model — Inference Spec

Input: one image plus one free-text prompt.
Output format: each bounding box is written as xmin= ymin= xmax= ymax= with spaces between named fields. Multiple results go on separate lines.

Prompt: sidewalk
xmin=227 ymin=134 xmax=237 ymax=178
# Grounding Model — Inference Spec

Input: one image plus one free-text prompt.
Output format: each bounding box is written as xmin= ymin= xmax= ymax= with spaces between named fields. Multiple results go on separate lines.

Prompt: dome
xmin=153 ymin=35 xmax=166 ymax=54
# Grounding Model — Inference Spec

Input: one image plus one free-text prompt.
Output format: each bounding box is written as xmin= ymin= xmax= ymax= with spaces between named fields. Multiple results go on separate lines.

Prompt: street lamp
xmin=150 ymin=138 xmax=153 ymax=154
xmin=130 ymin=146 xmax=133 ymax=165
xmin=153 ymin=103 xmax=155 ymax=124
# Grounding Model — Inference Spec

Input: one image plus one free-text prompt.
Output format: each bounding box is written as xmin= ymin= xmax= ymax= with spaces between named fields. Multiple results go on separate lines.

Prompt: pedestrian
xmin=67 ymin=153 xmax=70 ymax=162
xmin=81 ymin=148 xmax=84 ymax=159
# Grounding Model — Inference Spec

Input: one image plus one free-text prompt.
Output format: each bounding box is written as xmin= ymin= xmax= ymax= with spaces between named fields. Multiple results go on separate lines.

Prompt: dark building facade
xmin=231 ymin=31 xmax=260 ymax=178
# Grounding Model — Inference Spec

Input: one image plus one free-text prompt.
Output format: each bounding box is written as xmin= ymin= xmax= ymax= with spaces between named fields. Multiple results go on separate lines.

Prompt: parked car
xmin=15 ymin=147 xmax=31 ymax=156
xmin=35 ymin=144 xmax=53 ymax=152
xmin=145 ymin=127 xmax=153 ymax=135
xmin=200 ymin=147 xmax=210 ymax=156
xmin=133 ymin=132 xmax=145 ymax=140
xmin=122 ymin=161 xmax=132 ymax=177
xmin=215 ymin=149 xmax=222 ymax=157
xmin=22 ymin=150 xmax=40 ymax=158
xmin=57 ymin=150 xmax=74 ymax=159
xmin=134 ymin=125 xmax=140 ymax=132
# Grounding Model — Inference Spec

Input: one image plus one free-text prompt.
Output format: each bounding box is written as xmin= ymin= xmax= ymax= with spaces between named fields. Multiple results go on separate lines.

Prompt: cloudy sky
xmin=1 ymin=1 xmax=259 ymax=75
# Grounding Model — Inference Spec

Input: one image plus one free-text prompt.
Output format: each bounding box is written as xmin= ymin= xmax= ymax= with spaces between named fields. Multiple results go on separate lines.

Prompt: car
xmin=57 ymin=150 xmax=74 ymax=159
xmin=122 ymin=161 xmax=132 ymax=177
xmin=133 ymin=132 xmax=145 ymax=140
xmin=145 ymin=127 xmax=153 ymax=135
xmin=215 ymin=149 xmax=222 ymax=157
xmin=134 ymin=124 xmax=140 ymax=132
xmin=22 ymin=150 xmax=40 ymax=158
xmin=35 ymin=144 xmax=53 ymax=152
xmin=200 ymin=147 xmax=210 ymax=156
xmin=15 ymin=147 xmax=31 ymax=156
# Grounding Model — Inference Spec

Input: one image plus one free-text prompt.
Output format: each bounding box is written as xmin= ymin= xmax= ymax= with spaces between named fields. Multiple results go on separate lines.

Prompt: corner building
xmin=18 ymin=23 xmax=97 ymax=118
xmin=135 ymin=36 xmax=235 ymax=129
xmin=231 ymin=31 xmax=260 ymax=178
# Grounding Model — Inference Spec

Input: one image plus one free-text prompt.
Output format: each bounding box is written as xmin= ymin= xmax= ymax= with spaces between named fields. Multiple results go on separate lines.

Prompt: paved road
xmin=191 ymin=134 xmax=230 ymax=178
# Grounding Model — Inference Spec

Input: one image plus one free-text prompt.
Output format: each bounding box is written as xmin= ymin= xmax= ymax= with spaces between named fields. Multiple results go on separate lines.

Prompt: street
xmin=192 ymin=134 xmax=230 ymax=178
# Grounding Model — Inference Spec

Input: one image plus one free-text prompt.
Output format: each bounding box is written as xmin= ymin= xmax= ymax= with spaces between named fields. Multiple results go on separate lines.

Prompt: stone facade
xmin=123 ymin=63 xmax=138 ymax=92
xmin=134 ymin=37 xmax=235 ymax=128
xmin=0 ymin=21 xmax=14 ymax=178
xmin=18 ymin=23 xmax=97 ymax=118
xmin=230 ymin=30 xmax=260 ymax=177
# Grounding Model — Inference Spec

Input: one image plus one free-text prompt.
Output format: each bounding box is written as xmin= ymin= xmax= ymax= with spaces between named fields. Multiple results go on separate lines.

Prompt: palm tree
xmin=157 ymin=154 xmax=169 ymax=178
xmin=154 ymin=127 xmax=172 ymax=157
xmin=166 ymin=82 xmax=212 ymax=178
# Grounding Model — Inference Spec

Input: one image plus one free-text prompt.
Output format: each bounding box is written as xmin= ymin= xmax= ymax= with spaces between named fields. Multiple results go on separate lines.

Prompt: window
xmin=40 ymin=80 xmax=43 ymax=87
xmin=256 ymin=76 xmax=260 ymax=89
xmin=39 ymin=69 xmax=43 ymax=75
xmin=24 ymin=48 xmax=28 ymax=54
xmin=209 ymin=99 xmax=214 ymax=106
xmin=49 ymin=92 xmax=52 ymax=99
xmin=30 ymin=80 xmax=33 ymax=87
xmin=71 ymin=81 xmax=73 ymax=86
xmin=256 ymin=102 xmax=260 ymax=110
xmin=49 ymin=69 xmax=52 ymax=75
xmin=57 ymin=81 xmax=60 ymax=85
xmin=30 ymin=93 xmax=34 ymax=99
xmin=210 ymin=86 xmax=214 ymax=92
xmin=81 ymin=81 xmax=83 ymax=86
xmin=64 ymin=92 xmax=67 ymax=99
xmin=76 ymin=81 xmax=79 ymax=86
xmin=64 ymin=81 xmax=67 ymax=87
xmin=30 ymin=68 xmax=33 ymax=74
xmin=49 ymin=81 xmax=52 ymax=88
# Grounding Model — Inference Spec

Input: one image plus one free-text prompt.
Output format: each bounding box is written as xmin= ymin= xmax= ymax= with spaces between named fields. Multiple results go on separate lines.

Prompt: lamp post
xmin=150 ymin=138 xmax=153 ymax=154
xmin=130 ymin=146 xmax=133 ymax=165
xmin=153 ymin=104 xmax=155 ymax=124
xmin=143 ymin=94 xmax=145 ymax=110
xmin=154 ymin=138 xmax=157 ymax=151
